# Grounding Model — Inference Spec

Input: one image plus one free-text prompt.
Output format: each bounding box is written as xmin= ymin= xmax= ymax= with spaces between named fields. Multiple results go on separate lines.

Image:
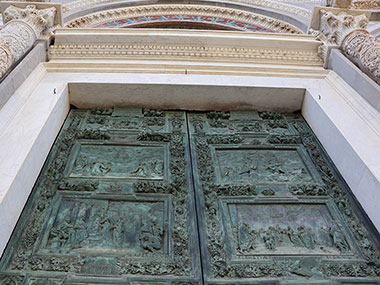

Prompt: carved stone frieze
xmin=351 ymin=0 xmax=380 ymax=9
xmin=62 ymin=0 xmax=311 ymax=20
xmin=0 ymin=4 xmax=56 ymax=78
xmin=49 ymin=43 xmax=322 ymax=66
xmin=64 ymin=4 xmax=303 ymax=34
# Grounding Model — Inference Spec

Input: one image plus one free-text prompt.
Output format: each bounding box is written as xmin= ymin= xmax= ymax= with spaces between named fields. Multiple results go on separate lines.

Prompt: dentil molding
xmin=62 ymin=0 xmax=311 ymax=20
xmin=50 ymin=43 xmax=322 ymax=65
xmin=65 ymin=4 xmax=303 ymax=34
xmin=48 ymin=28 xmax=323 ymax=77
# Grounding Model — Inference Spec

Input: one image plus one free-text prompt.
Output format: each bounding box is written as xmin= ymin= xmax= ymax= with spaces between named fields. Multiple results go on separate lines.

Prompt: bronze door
xmin=0 ymin=109 xmax=201 ymax=284
xmin=1 ymin=109 xmax=380 ymax=285
xmin=187 ymin=111 xmax=380 ymax=284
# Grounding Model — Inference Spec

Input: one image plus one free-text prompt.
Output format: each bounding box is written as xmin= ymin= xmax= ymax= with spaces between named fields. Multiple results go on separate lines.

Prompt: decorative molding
xmin=65 ymin=5 xmax=303 ymax=34
xmin=351 ymin=0 xmax=380 ymax=9
xmin=49 ymin=43 xmax=322 ymax=65
xmin=62 ymin=0 xmax=312 ymax=20
xmin=0 ymin=5 xmax=56 ymax=78
xmin=93 ymin=14 xmax=273 ymax=32
xmin=234 ymin=0 xmax=312 ymax=19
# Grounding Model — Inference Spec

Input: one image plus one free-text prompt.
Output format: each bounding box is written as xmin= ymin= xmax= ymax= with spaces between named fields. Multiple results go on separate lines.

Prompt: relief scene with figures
xmin=0 ymin=109 xmax=380 ymax=284
xmin=228 ymin=203 xmax=351 ymax=256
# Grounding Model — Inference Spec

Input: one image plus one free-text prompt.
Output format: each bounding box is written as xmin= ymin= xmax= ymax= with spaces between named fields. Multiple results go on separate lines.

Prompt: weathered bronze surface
xmin=1 ymin=109 xmax=380 ymax=284
xmin=0 ymin=108 xmax=201 ymax=284
xmin=188 ymin=111 xmax=380 ymax=284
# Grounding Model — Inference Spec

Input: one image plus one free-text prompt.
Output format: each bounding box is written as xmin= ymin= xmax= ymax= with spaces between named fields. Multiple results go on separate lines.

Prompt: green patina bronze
xmin=0 ymin=109 xmax=379 ymax=284
xmin=188 ymin=111 xmax=380 ymax=284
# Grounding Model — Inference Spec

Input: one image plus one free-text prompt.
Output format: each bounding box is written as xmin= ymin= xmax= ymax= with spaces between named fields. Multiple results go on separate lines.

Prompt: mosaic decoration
xmin=95 ymin=14 xmax=273 ymax=32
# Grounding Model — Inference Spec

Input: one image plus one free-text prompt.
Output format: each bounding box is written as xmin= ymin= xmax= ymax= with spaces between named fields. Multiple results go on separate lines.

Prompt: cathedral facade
xmin=0 ymin=0 xmax=380 ymax=283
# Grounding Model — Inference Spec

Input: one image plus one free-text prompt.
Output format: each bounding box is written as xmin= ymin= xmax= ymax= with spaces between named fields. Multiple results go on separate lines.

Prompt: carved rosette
xmin=342 ymin=30 xmax=380 ymax=84
xmin=0 ymin=5 xmax=56 ymax=78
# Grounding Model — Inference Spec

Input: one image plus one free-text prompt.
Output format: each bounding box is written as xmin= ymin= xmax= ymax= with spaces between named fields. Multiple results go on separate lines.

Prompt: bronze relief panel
xmin=0 ymin=109 xmax=201 ymax=284
xmin=68 ymin=144 xmax=167 ymax=180
xmin=188 ymin=111 xmax=380 ymax=284
xmin=1 ymin=109 xmax=380 ymax=285
xmin=212 ymin=146 xmax=318 ymax=185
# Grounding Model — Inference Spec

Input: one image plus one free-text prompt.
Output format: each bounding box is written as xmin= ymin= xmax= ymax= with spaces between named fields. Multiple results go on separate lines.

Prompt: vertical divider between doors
xmin=185 ymin=112 xmax=208 ymax=285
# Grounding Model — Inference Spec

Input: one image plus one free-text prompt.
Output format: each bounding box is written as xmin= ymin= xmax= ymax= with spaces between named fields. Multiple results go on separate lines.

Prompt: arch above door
xmin=65 ymin=4 xmax=304 ymax=34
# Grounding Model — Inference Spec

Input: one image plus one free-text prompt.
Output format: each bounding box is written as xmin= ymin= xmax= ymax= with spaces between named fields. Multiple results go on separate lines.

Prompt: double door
xmin=1 ymin=109 xmax=379 ymax=284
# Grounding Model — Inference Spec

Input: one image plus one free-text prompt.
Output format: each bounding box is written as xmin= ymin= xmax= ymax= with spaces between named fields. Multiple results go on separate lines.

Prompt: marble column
xmin=0 ymin=5 xmax=56 ymax=78
xmin=311 ymin=8 xmax=380 ymax=85
xmin=342 ymin=29 xmax=380 ymax=84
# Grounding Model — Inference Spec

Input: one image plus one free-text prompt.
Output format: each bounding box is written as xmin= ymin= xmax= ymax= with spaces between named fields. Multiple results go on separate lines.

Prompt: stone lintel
xmin=49 ymin=28 xmax=323 ymax=68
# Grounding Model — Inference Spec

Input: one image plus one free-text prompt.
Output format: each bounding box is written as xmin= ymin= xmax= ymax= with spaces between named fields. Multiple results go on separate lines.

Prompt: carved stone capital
xmin=319 ymin=9 xmax=369 ymax=46
xmin=3 ymin=4 xmax=56 ymax=37
xmin=310 ymin=7 xmax=379 ymax=84
xmin=0 ymin=4 xmax=56 ymax=78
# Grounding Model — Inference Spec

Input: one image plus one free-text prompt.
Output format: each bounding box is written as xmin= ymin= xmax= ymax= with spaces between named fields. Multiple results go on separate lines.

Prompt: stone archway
xmin=65 ymin=4 xmax=303 ymax=34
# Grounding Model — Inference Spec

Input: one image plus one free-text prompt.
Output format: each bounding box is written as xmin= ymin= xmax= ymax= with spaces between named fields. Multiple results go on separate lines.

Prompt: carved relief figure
xmin=217 ymin=149 xmax=314 ymax=184
xmin=73 ymin=154 xmax=112 ymax=177
xmin=233 ymin=223 xmax=350 ymax=255
xmin=91 ymin=162 xmax=111 ymax=176
xmin=329 ymin=225 xmax=350 ymax=253
xmin=49 ymin=218 xmax=76 ymax=249
xmin=139 ymin=216 xmax=164 ymax=252
xmin=71 ymin=145 xmax=164 ymax=179
xmin=237 ymin=222 xmax=256 ymax=252
xmin=46 ymin=201 xmax=165 ymax=254
xmin=131 ymin=159 xmax=164 ymax=178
